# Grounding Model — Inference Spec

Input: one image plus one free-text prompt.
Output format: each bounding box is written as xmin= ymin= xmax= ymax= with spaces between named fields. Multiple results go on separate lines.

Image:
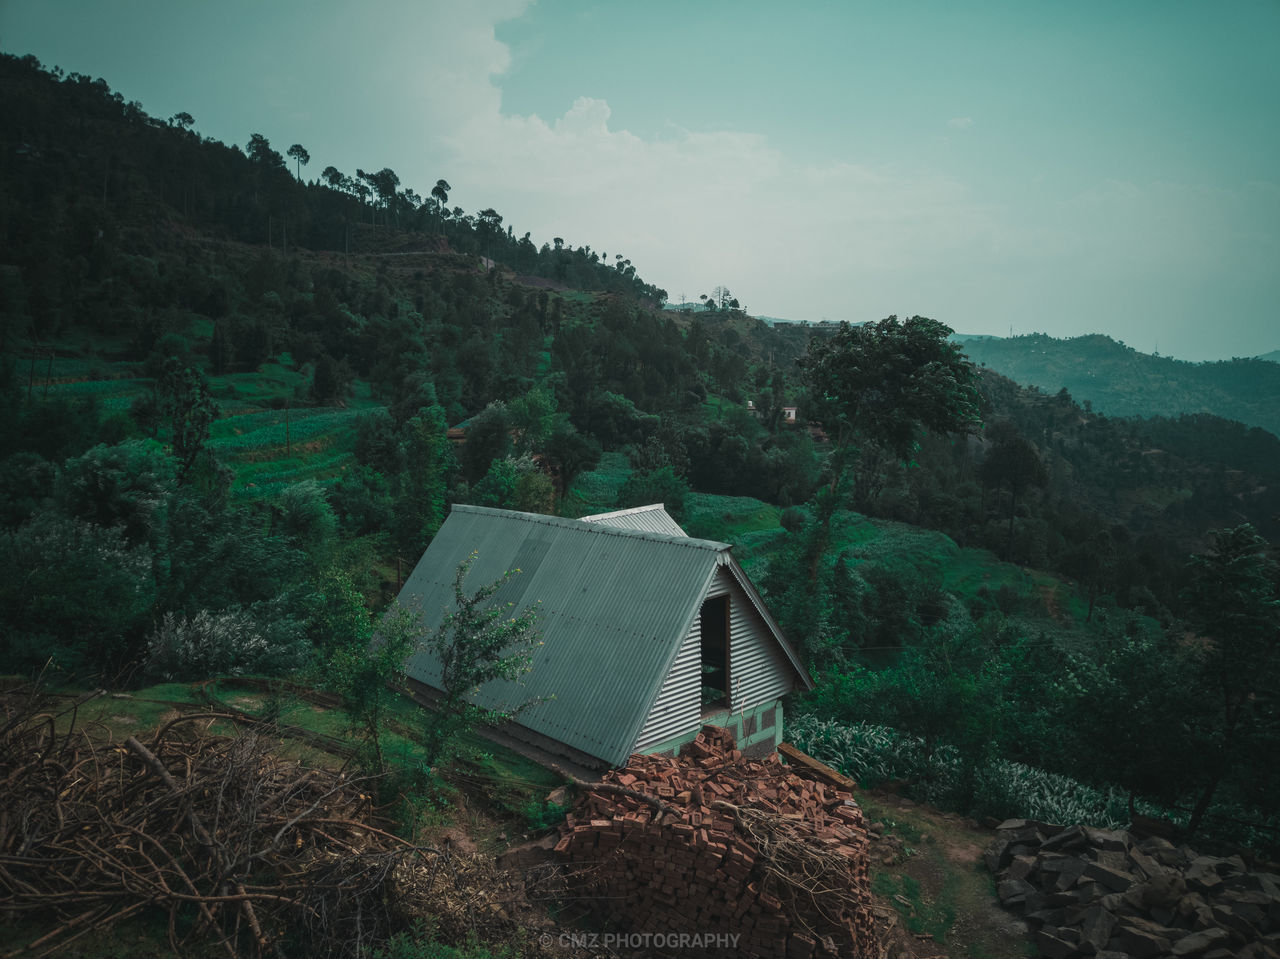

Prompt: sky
xmin=4 ymin=0 xmax=1278 ymax=361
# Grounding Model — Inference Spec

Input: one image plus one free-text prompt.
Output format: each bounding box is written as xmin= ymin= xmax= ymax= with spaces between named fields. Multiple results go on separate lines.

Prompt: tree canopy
xmin=800 ymin=315 xmax=981 ymax=460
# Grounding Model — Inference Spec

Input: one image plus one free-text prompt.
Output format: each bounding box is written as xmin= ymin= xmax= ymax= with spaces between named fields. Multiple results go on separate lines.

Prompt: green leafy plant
xmin=420 ymin=552 xmax=543 ymax=768
xmin=521 ymin=799 xmax=569 ymax=834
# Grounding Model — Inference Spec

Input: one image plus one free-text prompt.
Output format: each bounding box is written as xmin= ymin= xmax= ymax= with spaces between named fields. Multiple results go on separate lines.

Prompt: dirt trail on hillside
xmin=861 ymin=792 xmax=1031 ymax=959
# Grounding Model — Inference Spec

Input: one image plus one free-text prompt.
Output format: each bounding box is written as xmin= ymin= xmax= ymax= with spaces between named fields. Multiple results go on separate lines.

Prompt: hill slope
xmin=957 ymin=333 xmax=1280 ymax=438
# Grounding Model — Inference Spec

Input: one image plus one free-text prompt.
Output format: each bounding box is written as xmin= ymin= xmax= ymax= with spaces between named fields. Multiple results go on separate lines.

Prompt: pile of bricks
xmin=554 ymin=725 xmax=877 ymax=958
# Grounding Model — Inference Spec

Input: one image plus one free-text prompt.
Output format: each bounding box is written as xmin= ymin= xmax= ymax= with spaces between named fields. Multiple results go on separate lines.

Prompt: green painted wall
xmin=638 ymin=698 xmax=784 ymax=759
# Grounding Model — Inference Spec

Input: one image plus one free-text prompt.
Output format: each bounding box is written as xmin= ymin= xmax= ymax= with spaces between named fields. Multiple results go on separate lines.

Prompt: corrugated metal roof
xmin=398 ymin=505 xmax=729 ymax=766
xmin=579 ymin=504 xmax=689 ymax=538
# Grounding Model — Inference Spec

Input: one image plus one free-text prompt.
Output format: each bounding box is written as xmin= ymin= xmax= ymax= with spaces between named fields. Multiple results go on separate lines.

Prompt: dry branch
xmin=0 ymin=687 xmax=437 ymax=959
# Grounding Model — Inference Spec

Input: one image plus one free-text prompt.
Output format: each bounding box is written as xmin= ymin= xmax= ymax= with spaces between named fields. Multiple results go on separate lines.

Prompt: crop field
xmin=211 ymin=360 xmax=310 ymax=406
xmin=41 ymin=373 xmax=151 ymax=410
xmin=209 ymin=407 xmax=366 ymax=452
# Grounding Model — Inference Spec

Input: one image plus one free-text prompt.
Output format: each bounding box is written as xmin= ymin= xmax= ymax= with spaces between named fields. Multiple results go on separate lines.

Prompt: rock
xmin=1176 ymin=892 xmax=1215 ymax=930
xmin=1137 ymin=834 xmax=1185 ymax=867
xmin=984 ymin=838 xmax=1011 ymax=873
xmin=1044 ymin=856 xmax=1089 ymax=891
xmin=1084 ymin=861 xmax=1139 ymax=893
xmin=1079 ymin=905 xmax=1117 ymax=953
xmin=1185 ymin=857 xmax=1225 ymax=895
xmin=1044 ymin=890 xmax=1087 ymax=908
xmin=1220 ymin=887 xmax=1273 ymax=927
xmin=1222 ymin=855 xmax=1248 ymax=877
xmin=1111 ymin=916 xmax=1173 ymax=958
xmin=1041 ymin=825 xmax=1088 ymax=853
xmin=1006 ymin=854 xmax=1037 ymax=882
xmin=1211 ymin=901 xmax=1261 ymax=944
xmin=997 ymin=818 xmax=1051 ymax=834
xmin=1130 ymin=847 xmax=1172 ymax=882
xmin=1238 ymin=945 xmax=1280 ymax=959
xmin=1086 ymin=826 xmax=1132 ymax=853
xmin=1025 ymin=908 xmax=1067 ymax=930
xmin=1123 ymin=873 xmax=1188 ymax=911
xmin=1098 ymin=891 xmax=1133 ymax=916
xmin=1072 ymin=881 xmax=1102 ymax=904
xmin=1033 ymin=929 xmax=1078 ymax=959
xmin=998 ymin=878 xmax=1037 ymax=906
xmin=1170 ymin=927 xmax=1230 ymax=956
xmin=545 ymin=785 xmax=569 ymax=806
xmin=1091 ymin=848 xmax=1131 ymax=873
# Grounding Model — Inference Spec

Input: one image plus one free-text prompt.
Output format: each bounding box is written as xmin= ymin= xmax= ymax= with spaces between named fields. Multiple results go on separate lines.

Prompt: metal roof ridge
xmin=449 ymin=504 xmax=728 ymax=550
xmin=579 ymin=503 xmax=667 ymax=521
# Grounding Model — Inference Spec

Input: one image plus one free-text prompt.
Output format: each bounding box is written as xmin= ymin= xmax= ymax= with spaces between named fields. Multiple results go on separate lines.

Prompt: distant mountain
xmin=955 ymin=333 xmax=1280 ymax=438
xmin=1257 ymin=349 xmax=1280 ymax=364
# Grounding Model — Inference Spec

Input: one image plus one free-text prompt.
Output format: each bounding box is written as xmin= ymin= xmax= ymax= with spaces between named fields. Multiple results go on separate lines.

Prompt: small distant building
xmin=396 ymin=504 xmax=813 ymax=771
xmin=782 ymin=406 xmax=798 ymax=423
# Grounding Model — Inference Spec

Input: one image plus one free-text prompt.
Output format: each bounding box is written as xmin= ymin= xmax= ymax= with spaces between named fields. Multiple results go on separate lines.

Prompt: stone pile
xmin=986 ymin=818 xmax=1280 ymax=958
xmin=555 ymin=725 xmax=877 ymax=958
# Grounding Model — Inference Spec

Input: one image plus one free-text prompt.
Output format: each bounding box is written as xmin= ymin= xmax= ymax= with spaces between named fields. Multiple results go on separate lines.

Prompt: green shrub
xmin=790 ymin=715 xmax=1138 ymax=829
xmin=521 ymin=799 xmax=568 ymax=834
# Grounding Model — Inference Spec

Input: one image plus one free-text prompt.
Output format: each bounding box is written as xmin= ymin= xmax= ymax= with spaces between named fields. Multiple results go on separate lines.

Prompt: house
xmin=396 ymin=504 xmax=813 ymax=771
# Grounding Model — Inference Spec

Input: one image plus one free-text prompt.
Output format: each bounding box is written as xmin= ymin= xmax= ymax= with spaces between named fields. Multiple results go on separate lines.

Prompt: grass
xmin=211 ymin=361 xmax=309 ymax=406
xmin=872 ymin=871 xmax=955 ymax=941
xmin=561 ymin=451 xmax=631 ymax=515
xmin=210 ymin=407 xmax=365 ymax=451
xmin=855 ymin=792 xmax=1034 ymax=959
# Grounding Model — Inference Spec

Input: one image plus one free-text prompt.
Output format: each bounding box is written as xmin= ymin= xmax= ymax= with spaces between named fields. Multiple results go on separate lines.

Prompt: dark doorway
xmin=699 ymin=594 xmax=729 ymax=710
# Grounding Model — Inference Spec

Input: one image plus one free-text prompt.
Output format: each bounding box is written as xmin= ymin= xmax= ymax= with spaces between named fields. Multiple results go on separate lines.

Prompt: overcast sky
xmin=4 ymin=1 xmax=1278 ymax=361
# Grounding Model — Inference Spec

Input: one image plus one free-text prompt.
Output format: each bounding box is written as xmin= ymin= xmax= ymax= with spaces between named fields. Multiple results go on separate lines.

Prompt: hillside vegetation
xmin=959 ymin=332 xmax=1280 ymax=437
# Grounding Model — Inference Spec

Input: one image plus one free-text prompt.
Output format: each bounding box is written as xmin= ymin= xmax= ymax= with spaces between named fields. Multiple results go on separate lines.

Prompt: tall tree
xmin=321 ymin=165 xmax=345 ymax=190
xmin=797 ymin=316 xmax=981 ymax=597
xmin=979 ymin=421 xmax=1049 ymax=558
xmin=245 ymin=133 xmax=285 ymax=169
xmin=431 ymin=179 xmax=451 ymax=233
xmin=286 ymin=143 xmax=310 ymax=181
xmin=800 ymin=315 xmax=981 ymax=480
xmin=156 ymin=358 xmax=218 ymax=482
xmin=1180 ymin=524 xmax=1280 ymax=834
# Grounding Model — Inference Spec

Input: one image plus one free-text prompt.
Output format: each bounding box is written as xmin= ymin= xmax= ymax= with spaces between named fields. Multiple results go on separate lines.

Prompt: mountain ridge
xmin=955 ymin=331 xmax=1280 ymax=438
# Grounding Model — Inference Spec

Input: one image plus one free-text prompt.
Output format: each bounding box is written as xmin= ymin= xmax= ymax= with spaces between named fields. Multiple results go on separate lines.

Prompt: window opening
xmin=699 ymin=594 xmax=729 ymax=711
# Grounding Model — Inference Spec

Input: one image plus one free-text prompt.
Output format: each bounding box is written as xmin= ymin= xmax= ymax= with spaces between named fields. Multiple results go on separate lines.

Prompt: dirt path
xmin=859 ymin=791 xmax=1031 ymax=959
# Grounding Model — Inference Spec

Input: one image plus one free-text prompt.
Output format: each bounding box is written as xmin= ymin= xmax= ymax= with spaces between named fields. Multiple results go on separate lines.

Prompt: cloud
xmin=948 ymin=116 xmax=974 ymax=129
xmin=434 ymin=72 xmax=1001 ymax=320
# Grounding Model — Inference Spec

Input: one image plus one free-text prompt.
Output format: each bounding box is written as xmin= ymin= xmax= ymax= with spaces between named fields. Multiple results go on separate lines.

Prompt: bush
xmin=789 ymin=715 xmax=1135 ymax=829
xmin=521 ymin=799 xmax=568 ymax=834
xmin=146 ymin=602 xmax=312 ymax=680
xmin=779 ymin=505 xmax=807 ymax=533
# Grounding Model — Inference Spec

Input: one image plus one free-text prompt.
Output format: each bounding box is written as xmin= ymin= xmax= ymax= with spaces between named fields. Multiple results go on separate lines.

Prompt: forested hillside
xmin=3 ymin=45 xmax=1279 ymax=922
xmin=959 ymin=332 xmax=1280 ymax=437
